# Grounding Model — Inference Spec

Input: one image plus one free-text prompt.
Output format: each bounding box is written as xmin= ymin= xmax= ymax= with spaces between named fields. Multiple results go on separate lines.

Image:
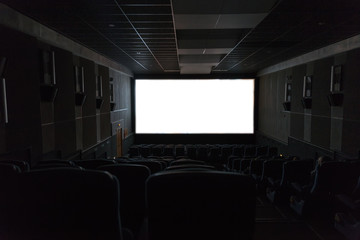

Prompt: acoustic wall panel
xmin=342 ymin=48 xmax=360 ymax=155
xmin=290 ymin=65 xmax=306 ymax=140
xmin=80 ymin=58 xmax=96 ymax=117
xmin=83 ymin=116 xmax=97 ymax=150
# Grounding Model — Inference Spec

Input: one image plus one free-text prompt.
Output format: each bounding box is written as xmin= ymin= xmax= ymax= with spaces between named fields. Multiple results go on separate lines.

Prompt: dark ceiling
xmin=2 ymin=0 xmax=360 ymax=75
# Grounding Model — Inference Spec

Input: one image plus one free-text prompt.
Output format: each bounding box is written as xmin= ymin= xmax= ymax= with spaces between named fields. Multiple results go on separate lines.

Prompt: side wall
xmin=258 ymin=47 xmax=360 ymax=160
xmin=0 ymin=6 xmax=134 ymax=164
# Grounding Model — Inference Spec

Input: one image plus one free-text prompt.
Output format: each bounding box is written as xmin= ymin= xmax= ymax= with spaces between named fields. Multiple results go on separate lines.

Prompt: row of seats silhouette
xmin=334 ymin=176 xmax=360 ymax=240
xmin=289 ymin=161 xmax=360 ymax=217
xmin=0 ymin=165 xmax=124 ymax=240
xmin=147 ymin=170 xmax=256 ymax=240
xmin=227 ymin=155 xmax=359 ymax=221
xmin=129 ymin=144 xmax=276 ymax=165
xmin=0 ymin=158 xmax=257 ymax=240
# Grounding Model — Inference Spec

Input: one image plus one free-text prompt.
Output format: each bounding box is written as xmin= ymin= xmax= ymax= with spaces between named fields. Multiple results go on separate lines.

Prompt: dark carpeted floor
xmin=254 ymin=196 xmax=346 ymax=240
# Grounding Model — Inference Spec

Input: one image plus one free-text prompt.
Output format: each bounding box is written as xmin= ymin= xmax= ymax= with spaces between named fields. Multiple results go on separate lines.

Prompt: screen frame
xmin=133 ymin=75 xmax=258 ymax=144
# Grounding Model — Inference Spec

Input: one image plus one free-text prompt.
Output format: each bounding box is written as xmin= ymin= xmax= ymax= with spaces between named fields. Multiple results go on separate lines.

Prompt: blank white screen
xmin=135 ymin=79 xmax=254 ymax=134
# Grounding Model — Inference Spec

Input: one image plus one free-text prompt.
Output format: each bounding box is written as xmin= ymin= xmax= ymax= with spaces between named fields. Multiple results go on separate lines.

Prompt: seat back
xmin=0 ymin=163 xmax=21 ymax=176
xmin=129 ymin=145 xmax=140 ymax=157
xmin=349 ymin=161 xmax=360 ymax=196
xmin=197 ymin=145 xmax=208 ymax=161
xmin=0 ymin=160 xmax=29 ymax=172
xmin=240 ymin=158 xmax=253 ymax=173
xmin=147 ymin=171 xmax=256 ymax=240
xmin=256 ymin=146 xmax=269 ymax=157
xmin=281 ymin=159 xmax=314 ymax=186
xmin=249 ymin=158 xmax=266 ymax=178
xmin=163 ymin=145 xmax=174 ymax=158
xmin=311 ymin=161 xmax=352 ymax=195
xmin=139 ymin=146 xmax=151 ymax=158
xmin=1 ymin=168 xmax=122 ymax=240
xmin=170 ymin=159 xmax=205 ymax=166
xmin=98 ymin=164 xmax=150 ymax=234
xmin=352 ymin=176 xmax=360 ymax=199
xmin=149 ymin=158 xmax=168 ymax=168
xmin=220 ymin=146 xmax=233 ymax=163
xmin=165 ymin=164 xmax=215 ymax=171
xmin=186 ymin=145 xmax=197 ymax=159
xmin=74 ymin=159 xmax=116 ymax=169
xmin=33 ymin=163 xmax=82 ymax=170
xmin=208 ymin=147 xmax=221 ymax=163
xmin=244 ymin=145 xmax=257 ymax=158
xmin=232 ymin=145 xmax=244 ymax=157
xmin=150 ymin=145 xmax=163 ymax=157
xmin=175 ymin=144 xmax=185 ymax=157
xmin=37 ymin=160 xmax=75 ymax=166
xmin=268 ymin=147 xmax=278 ymax=157
xmin=129 ymin=160 xmax=163 ymax=174
xmin=261 ymin=159 xmax=288 ymax=182
xmin=231 ymin=157 xmax=242 ymax=171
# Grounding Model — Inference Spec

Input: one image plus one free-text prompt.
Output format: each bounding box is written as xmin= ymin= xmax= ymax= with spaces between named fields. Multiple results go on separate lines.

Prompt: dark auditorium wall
xmin=109 ymin=69 xmax=133 ymax=154
xmin=0 ymin=26 xmax=42 ymax=162
xmin=342 ymin=49 xmax=360 ymax=155
xmin=258 ymin=68 xmax=291 ymax=144
xmin=80 ymin=57 xmax=97 ymax=150
xmin=0 ymin=21 xmax=134 ymax=162
xmin=53 ymin=47 xmax=77 ymax=158
xmin=258 ymin=47 xmax=360 ymax=159
xmin=98 ymin=65 xmax=111 ymax=141
xmin=290 ymin=65 xmax=306 ymax=141
xmin=39 ymin=43 xmax=130 ymax=159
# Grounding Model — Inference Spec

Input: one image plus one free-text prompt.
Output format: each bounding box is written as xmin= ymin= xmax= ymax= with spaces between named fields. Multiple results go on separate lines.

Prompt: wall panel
xmin=342 ymin=48 xmax=360 ymax=155
xmin=53 ymin=47 xmax=76 ymax=156
xmin=0 ymin=25 xmax=42 ymax=163
xmin=258 ymin=47 xmax=360 ymax=158
xmin=83 ymin=116 xmax=97 ymax=150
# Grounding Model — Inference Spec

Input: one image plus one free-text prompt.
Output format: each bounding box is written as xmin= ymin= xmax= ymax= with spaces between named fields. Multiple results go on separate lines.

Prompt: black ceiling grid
xmin=1 ymin=0 xmax=148 ymax=73
xmin=214 ymin=0 xmax=360 ymax=74
xmin=113 ymin=0 xmax=180 ymax=72
xmin=243 ymin=13 xmax=360 ymax=73
xmin=1 ymin=0 xmax=179 ymax=74
xmin=1 ymin=0 xmax=360 ymax=75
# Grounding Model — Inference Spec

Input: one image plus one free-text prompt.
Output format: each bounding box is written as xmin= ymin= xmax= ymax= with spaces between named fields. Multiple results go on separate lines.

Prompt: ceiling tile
xmin=216 ymin=14 xmax=268 ymax=29
xmin=174 ymin=15 xmax=219 ymax=29
xmin=180 ymin=64 xmax=214 ymax=74
xmin=2 ymin=0 xmax=360 ymax=75
xmin=172 ymin=0 xmax=278 ymax=14
xmin=178 ymin=48 xmax=232 ymax=55
xmin=179 ymin=55 xmax=222 ymax=64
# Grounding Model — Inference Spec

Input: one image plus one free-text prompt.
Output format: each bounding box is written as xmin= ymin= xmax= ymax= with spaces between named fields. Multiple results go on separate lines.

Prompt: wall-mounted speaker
xmin=96 ymin=97 xmax=103 ymax=109
xmin=75 ymin=92 xmax=86 ymax=106
xmin=327 ymin=93 xmax=343 ymax=106
xmin=110 ymin=102 xmax=116 ymax=111
xmin=40 ymin=84 xmax=58 ymax=102
xmin=301 ymin=97 xmax=312 ymax=109
xmin=283 ymin=101 xmax=291 ymax=111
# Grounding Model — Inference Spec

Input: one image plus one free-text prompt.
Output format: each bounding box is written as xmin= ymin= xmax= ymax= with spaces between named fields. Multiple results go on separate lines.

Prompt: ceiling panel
xmin=179 ymin=55 xmax=222 ymax=64
xmin=178 ymin=48 xmax=233 ymax=55
xmin=1 ymin=0 xmax=360 ymax=75
xmin=180 ymin=64 xmax=213 ymax=74
xmin=216 ymin=14 xmax=268 ymax=29
xmin=214 ymin=0 xmax=360 ymax=73
xmin=1 ymin=0 xmax=180 ymax=73
xmin=172 ymin=0 xmax=278 ymax=14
